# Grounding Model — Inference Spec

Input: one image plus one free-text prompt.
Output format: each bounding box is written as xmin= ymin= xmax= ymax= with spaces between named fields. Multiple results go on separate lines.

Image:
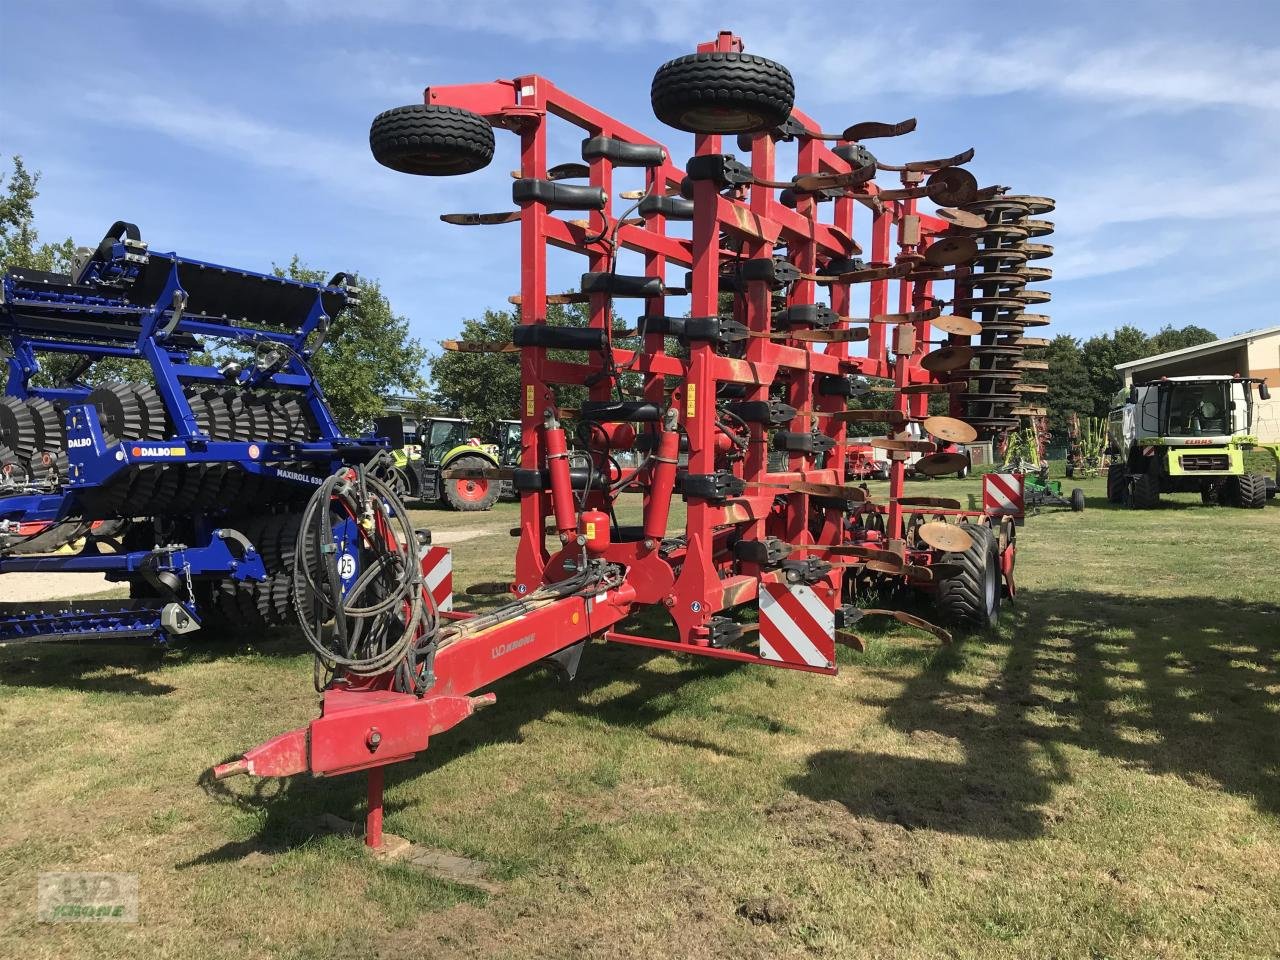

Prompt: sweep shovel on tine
xmin=860 ymin=609 xmax=953 ymax=644
xmin=804 ymin=118 xmax=919 ymax=142
xmin=441 ymin=212 xmax=522 ymax=226
xmin=749 ymin=327 xmax=870 ymax=344
xmin=441 ymin=340 xmax=520 ymax=354
xmin=876 ymin=147 xmax=975 ymax=174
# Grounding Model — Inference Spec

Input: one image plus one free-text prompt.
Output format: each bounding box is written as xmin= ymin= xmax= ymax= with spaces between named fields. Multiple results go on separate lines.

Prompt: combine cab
xmin=1107 ymin=375 xmax=1271 ymax=508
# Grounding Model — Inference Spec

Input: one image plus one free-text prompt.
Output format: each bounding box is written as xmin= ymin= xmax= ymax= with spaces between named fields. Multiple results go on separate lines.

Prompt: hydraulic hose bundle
xmin=292 ymin=455 xmax=436 ymax=692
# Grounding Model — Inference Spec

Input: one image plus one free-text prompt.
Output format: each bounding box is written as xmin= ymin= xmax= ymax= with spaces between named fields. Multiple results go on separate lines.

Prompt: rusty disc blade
xmin=897 ymin=496 xmax=963 ymax=509
xmin=1013 ymin=383 xmax=1049 ymax=394
xmin=822 ymin=544 xmax=902 ymax=563
xmin=1019 ymin=289 xmax=1052 ymax=304
xmin=1014 ymin=359 xmax=1050 ymax=371
xmin=1023 ymin=219 xmax=1054 ymax=237
xmin=1003 ymin=194 xmax=1055 ymax=214
xmin=1016 ymin=336 xmax=1050 ymax=348
xmin=1010 ymin=406 xmax=1048 ymax=416
xmin=921 ymin=345 xmax=974 ymax=374
xmin=1021 ymin=243 xmax=1054 ymax=259
xmin=871 ymin=438 xmax=936 ymax=453
xmin=968 ymin=271 xmax=1028 ymax=289
xmin=1017 ymin=313 xmax=1051 ymax=327
xmin=931 ymin=314 xmax=982 ymax=337
xmin=936 ymin=207 xmax=988 ymax=229
xmin=867 ymin=307 xmax=942 ymax=324
xmin=952 ymin=296 xmax=1027 ymax=312
xmin=918 ymin=521 xmax=975 ymax=553
xmin=915 ymin=452 xmax=970 ymax=476
xmin=925 ymin=168 xmax=979 ymax=206
xmin=923 ymin=415 xmax=977 ymax=444
xmin=924 ymin=236 xmax=978 ymax=267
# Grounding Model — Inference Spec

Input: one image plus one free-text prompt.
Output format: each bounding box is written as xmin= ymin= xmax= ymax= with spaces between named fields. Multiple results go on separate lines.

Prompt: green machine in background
xmin=374 ymin=415 xmax=520 ymax=511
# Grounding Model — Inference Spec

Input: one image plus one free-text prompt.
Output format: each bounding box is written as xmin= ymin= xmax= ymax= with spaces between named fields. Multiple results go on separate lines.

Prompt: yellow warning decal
xmin=686 ymin=383 xmax=696 ymax=419
xmin=525 ymin=385 xmax=535 ymax=417
xmin=585 ymin=522 xmax=596 ymax=540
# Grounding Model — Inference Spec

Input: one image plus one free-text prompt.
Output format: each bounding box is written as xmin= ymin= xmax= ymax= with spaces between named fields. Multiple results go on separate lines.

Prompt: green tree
xmin=276 ymin=257 xmax=429 ymax=434
xmin=1039 ymin=334 xmax=1092 ymax=444
xmin=1147 ymin=323 xmax=1217 ymax=355
xmin=429 ymin=302 xmax=609 ymax=429
xmin=0 ymin=155 xmax=76 ymax=273
xmin=1080 ymin=324 xmax=1152 ymax=418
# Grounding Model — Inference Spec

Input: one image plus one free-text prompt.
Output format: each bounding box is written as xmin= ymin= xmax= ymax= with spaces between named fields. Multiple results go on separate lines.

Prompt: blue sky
xmin=3 ymin=0 xmax=1279 ymax=365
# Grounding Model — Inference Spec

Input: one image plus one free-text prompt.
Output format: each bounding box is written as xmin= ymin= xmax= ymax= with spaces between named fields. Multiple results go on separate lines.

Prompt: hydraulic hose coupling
xmin=643 ymin=406 xmax=681 ymax=544
xmin=542 ymin=409 xmax=578 ymax=541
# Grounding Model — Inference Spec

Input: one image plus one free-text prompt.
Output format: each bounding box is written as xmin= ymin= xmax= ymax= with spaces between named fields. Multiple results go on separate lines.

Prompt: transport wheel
xmin=442 ymin=455 xmax=500 ymax=511
xmin=956 ymin=462 xmax=970 ymax=479
xmin=1070 ymin=487 xmax=1086 ymax=512
xmin=1232 ymin=472 xmax=1267 ymax=509
xmin=651 ymin=51 xmax=794 ymax=134
xmin=1125 ymin=473 xmax=1160 ymax=509
xmin=369 ymin=105 xmax=495 ymax=176
xmin=935 ymin=522 xmax=1000 ymax=628
xmin=1105 ymin=463 xmax=1126 ymax=504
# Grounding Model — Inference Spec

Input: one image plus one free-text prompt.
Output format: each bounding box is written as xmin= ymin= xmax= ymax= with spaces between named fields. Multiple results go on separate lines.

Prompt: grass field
xmin=1 ymin=476 xmax=1278 ymax=959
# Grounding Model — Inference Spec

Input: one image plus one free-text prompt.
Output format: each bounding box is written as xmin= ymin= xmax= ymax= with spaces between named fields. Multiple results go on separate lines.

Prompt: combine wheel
xmin=1105 ymin=463 xmax=1126 ymax=504
xmin=369 ymin=105 xmax=495 ymax=176
xmin=935 ymin=522 xmax=1001 ymax=628
xmin=1231 ymin=473 xmax=1267 ymax=509
xmin=1125 ymin=473 xmax=1160 ymax=510
xmin=443 ymin=455 xmax=500 ymax=511
xmin=1070 ymin=487 xmax=1086 ymax=512
xmin=651 ymin=51 xmax=794 ymax=134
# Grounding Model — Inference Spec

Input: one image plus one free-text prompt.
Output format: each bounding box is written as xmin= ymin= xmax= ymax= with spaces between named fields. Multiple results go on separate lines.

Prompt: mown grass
xmin=1 ymin=479 xmax=1277 ymax=959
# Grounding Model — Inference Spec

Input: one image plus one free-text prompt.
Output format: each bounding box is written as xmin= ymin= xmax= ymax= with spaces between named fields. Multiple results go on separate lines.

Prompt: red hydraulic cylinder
xmin=643 ymin=416 xmax=680 ymax=544
xmin=543 ymin=419 xmax=578 ymax=541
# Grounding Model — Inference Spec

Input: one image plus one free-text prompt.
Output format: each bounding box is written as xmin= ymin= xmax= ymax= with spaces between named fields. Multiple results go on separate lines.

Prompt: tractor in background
xmin=376 ymin=414 xmax=519 ymax=511
xmin=1106 ymin=375 xmax=1271 ymax=509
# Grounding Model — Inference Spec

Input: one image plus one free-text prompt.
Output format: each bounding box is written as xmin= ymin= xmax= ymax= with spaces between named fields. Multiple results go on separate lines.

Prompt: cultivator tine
xmin=750 ymin=327 xmax=869 ymax=344
xmin=860 ymin=609 xmax=953 ymax=644
xmin=805 ymin=117 xmax=918 ymax=142
xmin=440 ymin=212 xmax=522 ymax=225
xmin=870 ymin=381 xmax=965 ymax=395
xmin=818 ymin=261 xmax=913 ymax=285
xmin=922 ymin=416 xmax=978 ymax=444
xmin=866 ymin=306 xmax=942 ymax=325
xmin=743 ymin=481 xmax=873 ymax=502
xmin=895 ymin=496 xmax=963 ymax=509
xmin=508 ymin=162 xmax=591 ymax=181
xmin=567 ymin=217 xmax=644 ymax=230
xmin=877 ymin=147 xmax=975 ymax=173
xmin=440 ymin=340 xmax=521 ymax=353
xmin=869 ymin=438 xmax=938 ymax=453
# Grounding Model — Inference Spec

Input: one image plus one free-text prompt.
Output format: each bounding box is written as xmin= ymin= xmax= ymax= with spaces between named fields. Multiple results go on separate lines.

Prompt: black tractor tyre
xmin=1065 ymin=463 xmax=1075 ymax=479
xmin=935 ymin=522 xmax=1001 ymax=629
xmin=370 ymin=105 xmax=495 ymax=176
xmin=1070 ymin=487 xmax=1086 ymax=512
xmin=1233 ymin=472 xmax=1267 ymax=509
xmin=651 ymin=52 xmax=794 ymax=134
xmin=442 ymin=455 xmax=501 ymax=511
xmin=1106 ymin=463 xmax=1126 ymax=504
xmin=1126 ymin=473 xmax=1161 ymax=510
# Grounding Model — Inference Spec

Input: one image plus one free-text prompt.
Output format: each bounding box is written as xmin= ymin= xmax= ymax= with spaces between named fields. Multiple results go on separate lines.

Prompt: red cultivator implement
xmin=215 ymin=30 xmax=1052 ymax=848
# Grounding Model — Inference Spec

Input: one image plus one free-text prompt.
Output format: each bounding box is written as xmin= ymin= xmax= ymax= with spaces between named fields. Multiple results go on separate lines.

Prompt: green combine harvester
xmin=1106 ymin=375 xmax=1273 ymax=508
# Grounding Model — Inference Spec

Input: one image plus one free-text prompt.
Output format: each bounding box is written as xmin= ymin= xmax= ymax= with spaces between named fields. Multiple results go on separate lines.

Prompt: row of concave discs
xmin=0 ymin=382 xmax=322 ymax=520
xmin=947 ymin=195 xmax=1055 ymax=436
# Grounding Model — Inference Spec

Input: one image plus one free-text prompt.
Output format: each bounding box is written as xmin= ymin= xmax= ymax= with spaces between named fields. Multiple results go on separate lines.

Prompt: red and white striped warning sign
xmin=421 ymin=545 xmax=453 ymax=612
xmin=983 ymin=472 xmax=1025 ymax=518
xmin=759 ymin=582 xmax=835 ymax=669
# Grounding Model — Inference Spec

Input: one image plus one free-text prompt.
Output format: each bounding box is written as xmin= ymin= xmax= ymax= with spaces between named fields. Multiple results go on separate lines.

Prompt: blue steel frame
xmin=0 ymin=225 xmax=384 ymax=643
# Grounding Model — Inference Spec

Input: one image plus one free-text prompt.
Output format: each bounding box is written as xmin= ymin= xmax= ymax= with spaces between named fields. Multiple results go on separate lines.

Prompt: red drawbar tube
xmin=643 ymin=423 xmax=680 ymax=542
xmin=544 ymin=422 xmax=578 ymax=539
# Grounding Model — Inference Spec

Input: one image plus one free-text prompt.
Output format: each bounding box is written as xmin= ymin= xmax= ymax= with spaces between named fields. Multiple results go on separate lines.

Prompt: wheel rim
xmin=455 ymin=477 xmax=490 ymax=502
xmin=679 ymin=106 xmax=766 ymax=133
xmin=984 ymin=552 xmax=998 ymax=614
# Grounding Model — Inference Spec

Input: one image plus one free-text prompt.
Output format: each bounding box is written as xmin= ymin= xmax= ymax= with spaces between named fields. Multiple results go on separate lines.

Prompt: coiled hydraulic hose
xmin=292 ymin=456 xmax=435 ymax=688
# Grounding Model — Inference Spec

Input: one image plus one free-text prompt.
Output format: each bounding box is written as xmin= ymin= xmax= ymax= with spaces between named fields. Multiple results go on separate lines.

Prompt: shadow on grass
xmin=0 ymin=627 xmax=308 ymax=695
xmin=185 ymin=639 xmax=738 ymax=865
xmin=789 ymin=589 xmax=1280 ymax=839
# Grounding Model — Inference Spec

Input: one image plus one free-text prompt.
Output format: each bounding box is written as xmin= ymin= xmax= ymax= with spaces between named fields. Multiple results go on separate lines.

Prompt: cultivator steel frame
xmin=216 ymin=31 xmax=1054 ymax=848
xmin=0 ymin=223 xmax=385 ymax=643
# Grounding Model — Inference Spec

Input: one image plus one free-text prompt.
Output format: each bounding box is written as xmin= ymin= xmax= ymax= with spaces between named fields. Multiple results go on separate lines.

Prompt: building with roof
xmin=1114 ymin=326 xmax=1280 ymax=442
